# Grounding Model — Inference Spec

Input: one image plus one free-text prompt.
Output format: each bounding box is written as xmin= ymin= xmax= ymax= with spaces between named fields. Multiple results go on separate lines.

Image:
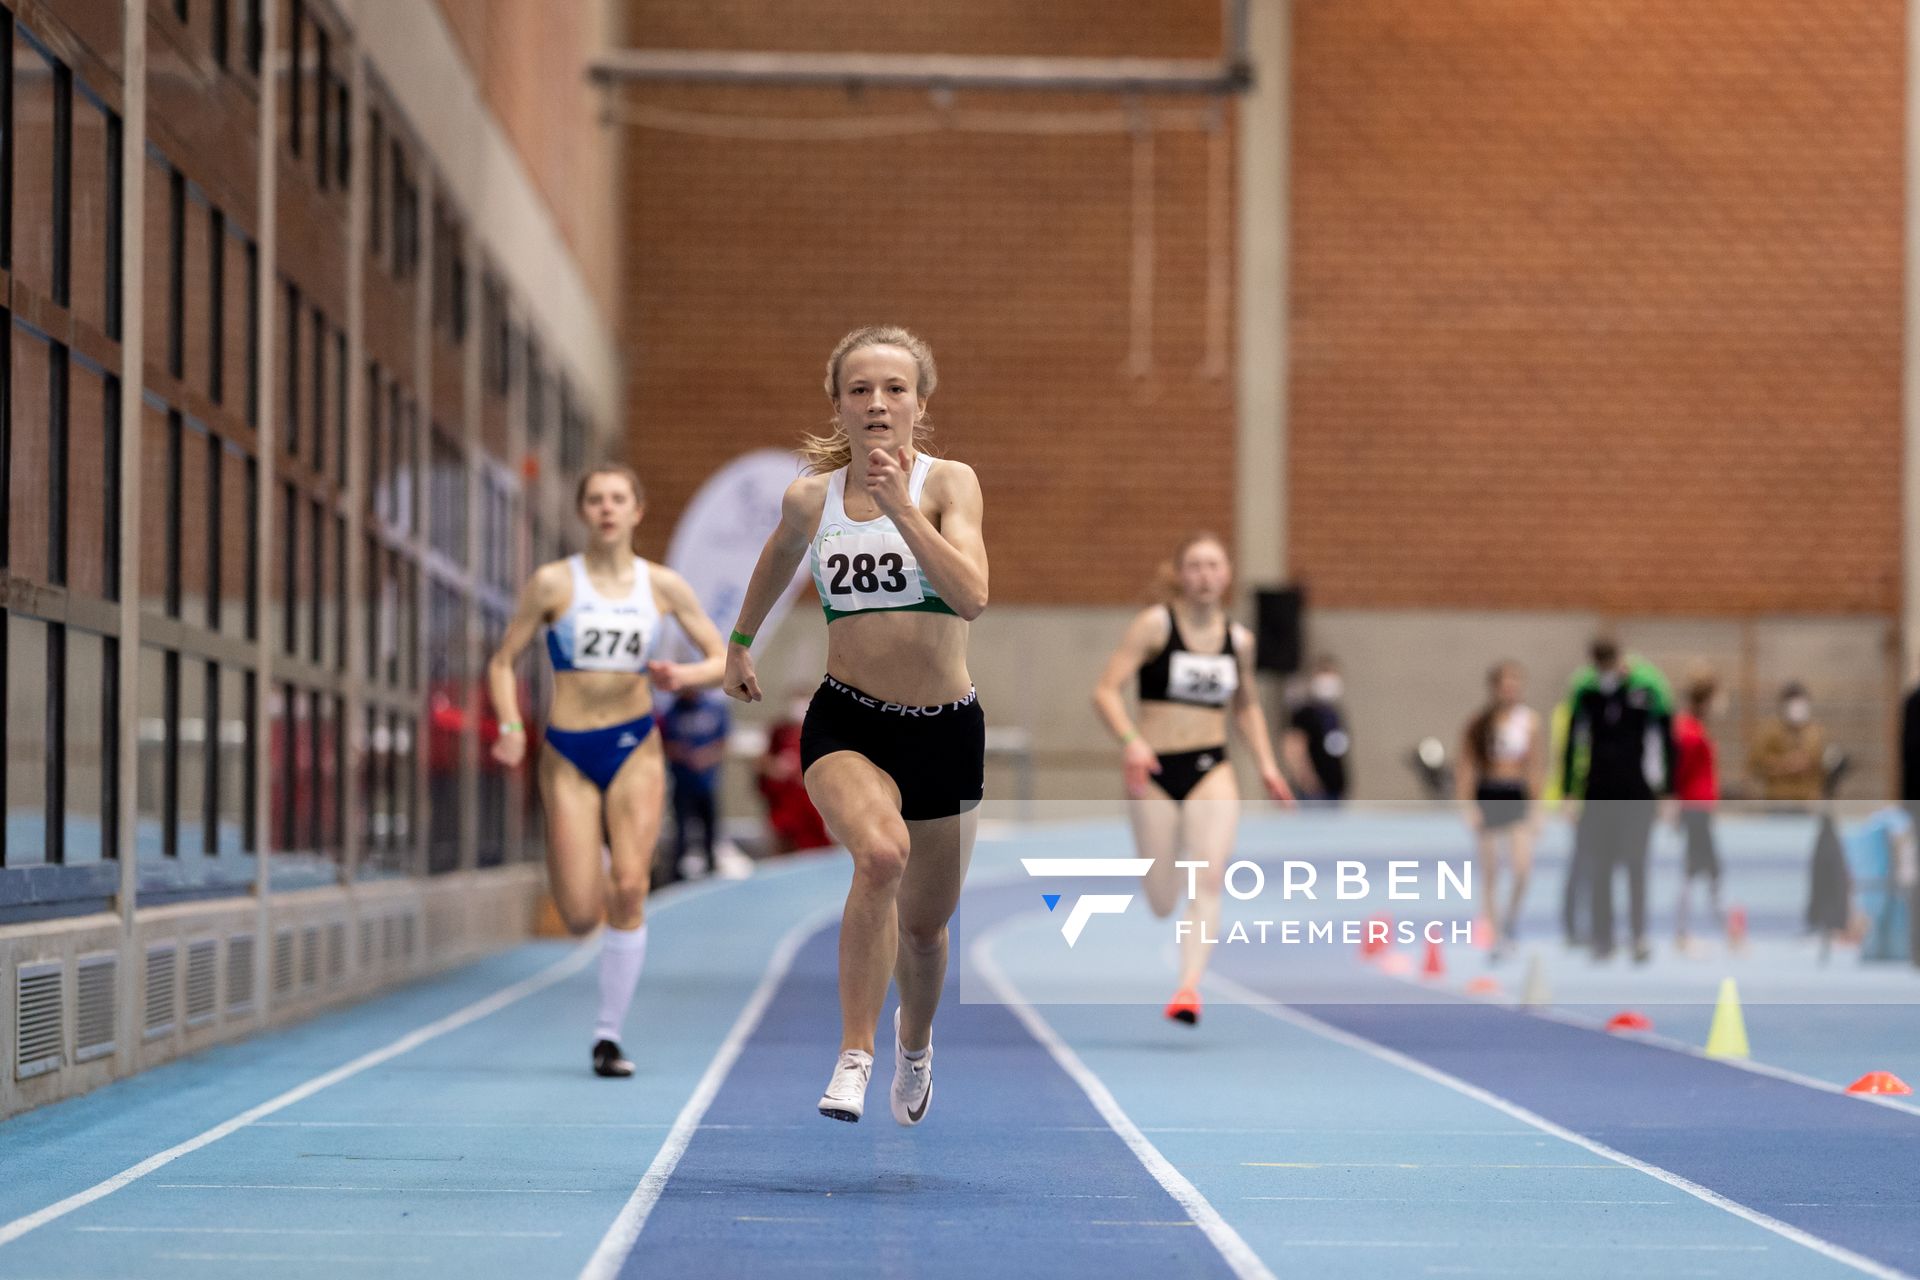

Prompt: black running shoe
xmin=592 ymin=1039 xmax=635 ymax=1078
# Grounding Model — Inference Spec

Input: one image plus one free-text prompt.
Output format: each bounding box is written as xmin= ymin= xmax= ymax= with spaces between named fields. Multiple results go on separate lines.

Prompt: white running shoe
xmin=817 ymin=1049 xmax=873 ymax=1122
xmin=889 ymin=1007 xmax=933 ymax=1126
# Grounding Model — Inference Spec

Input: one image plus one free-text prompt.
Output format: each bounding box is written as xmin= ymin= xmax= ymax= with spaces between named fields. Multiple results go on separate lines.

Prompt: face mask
xmin=1783 ymin=698 xmax=1811 ymax=727
xmin=1597 ymin=672 xmax=1622 ymax=694
xmin=1311 ymin=675 xmax=1343 ymax=702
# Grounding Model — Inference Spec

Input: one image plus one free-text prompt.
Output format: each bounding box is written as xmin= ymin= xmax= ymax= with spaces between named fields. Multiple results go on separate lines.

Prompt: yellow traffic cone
xmin=1521 ymin=953 xmax=1550 ymax=1007
xmin=1705 ymin=977 xmax=1749 ymax=1059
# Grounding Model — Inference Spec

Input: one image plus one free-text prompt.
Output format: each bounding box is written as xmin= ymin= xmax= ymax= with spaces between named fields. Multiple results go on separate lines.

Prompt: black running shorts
xmin=799 ymin=675 xmax=986 ymax=821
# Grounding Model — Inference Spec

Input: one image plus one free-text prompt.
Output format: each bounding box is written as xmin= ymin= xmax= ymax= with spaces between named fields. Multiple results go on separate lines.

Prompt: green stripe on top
xmin=822 ymin=597 xmax=962 ymax=623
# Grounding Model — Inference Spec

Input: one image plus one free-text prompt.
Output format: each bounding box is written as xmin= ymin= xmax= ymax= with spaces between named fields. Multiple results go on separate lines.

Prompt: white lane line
xmin=1243 ymin=1196 xmax=1683 ymax=1205
xmin=577 ymin=906 xmax=838 ymax=1280
xmin=0 ymin=868 xmax=792 ymax=1254
xmin=972 ymin=934 xmax=1278 ymax=1280
xmin=78 ymin=1226 xmax=564 ymax=1238
xmin=154 ymin=1183 xmax=591 ymax=1194
xmin=253 ymin=1121 xmax=674 ymax=1130
xmin=1243 ymin=1161 xmax=1625 ymax=1170
xmin=1525 ymin=1004 xmax=1920 ymax=1119
xmin=1209 ymin=972 xmax=1918 ymax=1280
xmin=0 ymin=943 xmax=598 ymax=1249
xmin=157 ymin=1251 xmax=430 ymax=1263
xmin=1131 ymin=1126 xmax=1542 ymax=1137
xmin=1270 ymin=1240 xmax=1767 ymax=1252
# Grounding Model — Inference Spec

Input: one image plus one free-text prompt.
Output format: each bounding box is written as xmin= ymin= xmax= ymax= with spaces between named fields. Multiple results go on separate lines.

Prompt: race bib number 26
xmin=1168 ymin=650 xmax=1237 ymax=704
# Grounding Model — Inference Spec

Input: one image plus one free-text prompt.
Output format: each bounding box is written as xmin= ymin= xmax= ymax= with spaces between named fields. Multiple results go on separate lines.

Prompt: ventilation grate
xmin=300 ymin=926 xmax=319 ymax=990
xmin=144 ymin=944 xmax=179 ymax=1040
xmin=185 ymin=939 xmax=218 ymax=1027
xmin=359 ymin=918 xmax=376 ymax=971
xmin=383 ymin=915 xmax=399 ymax=963
xmin=401 ymin=914 xmax=417 ymax=960
xmin=75 ymin=953 xmax=117 ymax=1063
xmin=16 ymin=961 xmax=65 ymax=1080
xmin=226 ymin=933 xmax=255 ymax=1015
xmin=326 ymin=921 xmax=346 ymax=985
xmin=272 ymin=930 xmax=296 ymax=996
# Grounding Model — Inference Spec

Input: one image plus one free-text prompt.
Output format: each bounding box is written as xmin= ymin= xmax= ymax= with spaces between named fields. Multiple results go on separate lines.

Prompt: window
xmin=280 ymin=277 xmax=300 ymax=457
xmin=287 ymin=0 xmax=303 ymax=158
xmin=183 ymin=183 xmax=211 ymax=392
xmin=11 ymin=322 xmax=53 ymax=585
xmin=429 ymin=427 xmax=466 ymax=564
xmin=14 ymin=30 xmax=67 ymax=307
xmin=6 ymin=617 xmax=49 ymax=866
xmin=69 ymin=354 xmax=120 ymax=602
xmin=368 ymin=110 xmax=383 ymax=255
xmin=72 ymin=85 xmax=121 ymax=340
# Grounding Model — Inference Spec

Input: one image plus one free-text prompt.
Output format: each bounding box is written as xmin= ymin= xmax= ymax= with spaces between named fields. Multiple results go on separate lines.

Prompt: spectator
xmin=1846 ymin=805 xmax=1915 ymax=964
xmin=1285 ymin=655 xmax=1351 ymax=805
xmin=1806 ymin=810 xmax=1853 ymax=961
xmin=1748 ymin=682 xmax=1826 ymax=807
xmin=1903 ymin=670 xmax=1920 ymax=967
xmin=758 ymin=688 xmax=832 ymax=854
xmin=1671 ymin=672 xmax=1723 ymax=953
xmin=1561 ymin=636 xmax=1675 ymax=963
xmin=660 ymin=689 xmax=730 ymax=880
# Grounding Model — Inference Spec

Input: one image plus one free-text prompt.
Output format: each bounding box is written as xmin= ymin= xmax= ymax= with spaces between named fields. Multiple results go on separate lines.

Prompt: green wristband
xmin=498 ymin=722 xmax=524 ymax=735
xmin=729 ymin=629 xmax=755 ymax=649
xmin=1120 ymin=729 xmax=1140 ymax=746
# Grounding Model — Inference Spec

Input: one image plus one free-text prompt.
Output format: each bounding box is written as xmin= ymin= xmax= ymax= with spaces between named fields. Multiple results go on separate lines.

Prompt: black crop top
xmin=1138 ymin=606 xmax=1240 ymax=708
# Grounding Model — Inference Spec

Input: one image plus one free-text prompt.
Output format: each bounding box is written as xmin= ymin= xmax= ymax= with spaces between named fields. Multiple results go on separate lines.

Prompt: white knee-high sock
xmin=593 ymin=924 xmax=648 ymax=1044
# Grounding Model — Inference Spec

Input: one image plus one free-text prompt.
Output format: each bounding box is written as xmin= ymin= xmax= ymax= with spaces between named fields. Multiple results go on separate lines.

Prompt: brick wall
xmin=433 ymin=0 xmax=623 ymax=330
xmin=616 ymin=0 xmax=1236 ymax=602
xmin=1288 ymin=0 xmax=1903 ymax=616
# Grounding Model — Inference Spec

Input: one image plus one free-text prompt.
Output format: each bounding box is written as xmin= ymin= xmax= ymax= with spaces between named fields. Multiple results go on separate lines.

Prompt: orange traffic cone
xmin=1422 ymin=938 xmax=1446 ymax=979
xmin=1845 ymin=1071 xmax=1913 ymax=1096
xmin=1726 ymin=905 xmax=1748 ymax=953
xmin=1605 ymin=1011 xmax=1653 ymax=1033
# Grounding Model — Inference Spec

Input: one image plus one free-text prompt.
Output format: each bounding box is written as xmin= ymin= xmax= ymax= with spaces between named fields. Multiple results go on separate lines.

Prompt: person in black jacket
xmin=1561 ymin=637 xmax=1676 ymax=964
xmin=1902 ymin=676 xmax=1920 ymax=967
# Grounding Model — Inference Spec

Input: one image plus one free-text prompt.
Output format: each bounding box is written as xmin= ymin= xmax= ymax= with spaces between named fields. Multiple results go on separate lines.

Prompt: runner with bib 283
xmin=723 ymin=325 xmax=988 ymax=1128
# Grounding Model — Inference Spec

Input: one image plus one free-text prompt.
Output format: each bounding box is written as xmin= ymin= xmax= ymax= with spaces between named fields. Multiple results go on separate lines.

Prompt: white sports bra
xmin=544 ymin=555 xmax=660 ymax=674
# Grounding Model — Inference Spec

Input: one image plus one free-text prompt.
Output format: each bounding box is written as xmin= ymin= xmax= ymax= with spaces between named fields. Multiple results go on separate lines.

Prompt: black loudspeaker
xmin=1254 ymin=585 xmax=1305 ymax=675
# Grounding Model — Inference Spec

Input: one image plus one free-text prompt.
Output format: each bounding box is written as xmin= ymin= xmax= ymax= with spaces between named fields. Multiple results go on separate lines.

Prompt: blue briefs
xmin=544 ymin=715 xmax=657 ymax=791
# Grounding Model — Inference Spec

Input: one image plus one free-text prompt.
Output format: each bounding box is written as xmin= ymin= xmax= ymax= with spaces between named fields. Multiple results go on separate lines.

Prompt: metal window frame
xmin=208 ymin=206 xmax=224 ymax=405
xmin=166 ymin=165 xmax=184 ymax=378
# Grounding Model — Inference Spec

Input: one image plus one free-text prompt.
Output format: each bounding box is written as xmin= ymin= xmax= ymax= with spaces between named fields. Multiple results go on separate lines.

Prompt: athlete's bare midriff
xmin=1136 ymin=700 xmax=1231 ymax=756
xmin=825 ymin=610 xmax=972 ymax=706
xmin=547 ymin=670 xmax=657 ymax=732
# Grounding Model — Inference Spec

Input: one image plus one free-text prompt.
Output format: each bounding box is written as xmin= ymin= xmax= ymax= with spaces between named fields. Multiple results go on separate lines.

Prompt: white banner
xmin=661 ymin=449 xmax=814 ymax=660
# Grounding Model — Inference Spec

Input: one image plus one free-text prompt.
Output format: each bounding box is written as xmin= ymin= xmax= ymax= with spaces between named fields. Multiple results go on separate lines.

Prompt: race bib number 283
xmin=821 ymin=532 xmax=924 ymax=610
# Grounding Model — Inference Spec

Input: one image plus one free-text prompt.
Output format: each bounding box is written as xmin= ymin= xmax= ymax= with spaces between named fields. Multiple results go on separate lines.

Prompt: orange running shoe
xmin=1164 ymin=987 xmax=1201 ymax=1025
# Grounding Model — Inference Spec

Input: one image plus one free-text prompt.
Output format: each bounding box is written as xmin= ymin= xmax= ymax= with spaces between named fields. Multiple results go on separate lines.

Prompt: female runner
xmin=1455 ymin=660 xmax=1543 ymax=959
xmin=1092 ymin=533 xmax=1294 ymax=1026
xmin=488 ymin=465 xmax=726 ymax=1076
xmin=724 ymin=325 xmax=988 ymax=1125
